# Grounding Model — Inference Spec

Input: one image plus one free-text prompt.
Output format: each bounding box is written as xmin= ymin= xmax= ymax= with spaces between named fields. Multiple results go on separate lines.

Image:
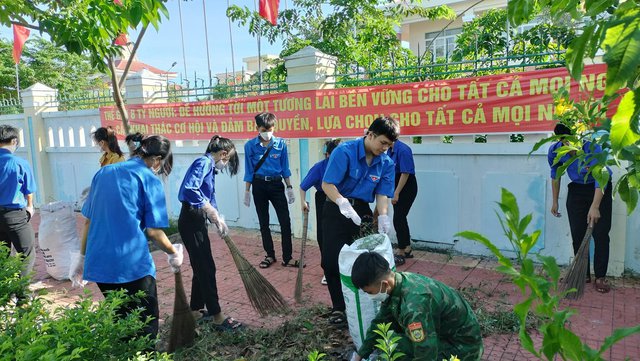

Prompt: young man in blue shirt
xmin=0 ymin=125 xmax=36 ymax=281
xmin=300 ymin=139 xmax=341 ymax=285
xmin=243 ymin=112 xmax=297 ymax=268
xmin=548 ymin=123 xmax=612 ymax=293
xmin=321 ymin=116 xmax=399 ymax=325
xmin=388 ymin=139 xmax=418 ymax=266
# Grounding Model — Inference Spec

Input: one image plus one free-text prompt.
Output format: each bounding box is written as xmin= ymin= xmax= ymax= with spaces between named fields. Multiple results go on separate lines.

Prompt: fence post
xmin=21 ymin=83 xmax=58 ymax=206
xmin=124 ymin=69 xmax=168 ymax=104
xmin=284 ymin=46 xmax=337 ymax=239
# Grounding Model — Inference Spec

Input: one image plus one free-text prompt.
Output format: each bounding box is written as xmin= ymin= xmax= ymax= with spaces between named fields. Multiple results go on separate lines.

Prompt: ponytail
xmin=93 ymin=126 xmax=123 ymax=157
xmin=133 ymin=135 xmax=173 ymax=176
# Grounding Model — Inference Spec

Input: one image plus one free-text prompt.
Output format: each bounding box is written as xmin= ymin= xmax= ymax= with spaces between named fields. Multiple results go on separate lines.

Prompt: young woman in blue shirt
xmin=388 ymin=139 xmax=418 ymax=266
xmin=299 ymin=139 xmax=341 ymax=285
xmin=321 ymin=116 xmax=399 ymax=325
xmin=177 ymin=135 xmax=242 ymax=330
xmin=72 ymin=135 xmax=184 ymax=340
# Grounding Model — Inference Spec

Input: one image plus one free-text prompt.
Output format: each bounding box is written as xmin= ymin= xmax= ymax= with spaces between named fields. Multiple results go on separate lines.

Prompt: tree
xmin=227 ymin=0 xmax=456 ymax=82
xmin=0 ymin=37 xmax=105 ymax=100
xmin=510 ymin=0 xmax=640 ymax=212
xmin=0 ymin=0 xmax=171 ymax=133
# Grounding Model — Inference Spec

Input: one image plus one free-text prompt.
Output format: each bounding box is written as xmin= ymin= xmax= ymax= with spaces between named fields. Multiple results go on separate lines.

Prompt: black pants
xmin=0 ymin=208 xmax=35 ymax=278
xmin=97 ymin=275 xmax=159 ymax=340
xmin=321 ymin=199 xmax=373 ymax=312
xmin=178 ymin=203 xmax=221 ymax=315
xmin=566 ymin=182 xmax=612 ymax=278
xmin=252 ymin=179 xmax=293 ymax=262
xmin=314 ymin=191 xmax=327 ymax=250
xmin=393 ymin=174 xmax=418 ymax=250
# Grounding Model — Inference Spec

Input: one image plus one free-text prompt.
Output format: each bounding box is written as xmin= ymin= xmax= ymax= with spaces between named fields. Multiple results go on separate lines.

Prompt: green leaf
xmin=130 ymin=3 xmax=143 ymax=25
xmin=558 ymin=329 xmax=584 ymax=359
xmin=585 ymin=0 xmax=616 ymax=17
xmin=507 ymin=0 xmax=536 ymax=26
xmin=598 ymin=325 xmax=640 ymax=354
xmin=602 ymin=6 xmax=640 ymax=96
xmin=618 ymin=175 xmax=639 ymax=214
xmin=566 ymin=23 xmax=594 ymax=79
xmin=537 ymin=254 xmax=561 ymax=285
xmin=611 ymin=89 xmax=640 ymax=150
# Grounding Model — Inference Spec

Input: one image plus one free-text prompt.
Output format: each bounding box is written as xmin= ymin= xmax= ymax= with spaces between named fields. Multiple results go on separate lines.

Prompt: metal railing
xmin=55 ymin=89 xmax=115 ymax=111
xmin=333 ymin=51 xmax=566 ymax=87
xmin=0 ymin=96 xmax=23 ymax=116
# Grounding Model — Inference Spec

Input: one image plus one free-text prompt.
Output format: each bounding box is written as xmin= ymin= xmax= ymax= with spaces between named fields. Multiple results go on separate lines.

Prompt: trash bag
xmin=339 ymin=233 xmax=395 ymax=350
xmin=38 ymin=202 xmax=80 ymax=280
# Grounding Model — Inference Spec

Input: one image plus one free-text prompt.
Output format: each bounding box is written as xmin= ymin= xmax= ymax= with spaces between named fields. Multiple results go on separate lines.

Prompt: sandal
xmin=328 ymin=310 xmax=347 ymax=326
xmin=259 ymin=256 xmax=276 ymax=269
xmin=281 ymin=259 xmax=305 ymax=268
xmin=594 ymin=277 xmax=611 ymax=293
xmin=394 ymin=254 xmax=406 ymax=266
xmin=404 ymin=250 xmax=414 ymax=259
xmin=214 ymin=317 xmax=243 ymax=332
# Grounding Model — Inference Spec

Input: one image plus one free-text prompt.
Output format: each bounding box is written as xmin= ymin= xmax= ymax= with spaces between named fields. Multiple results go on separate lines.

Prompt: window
xmin=425 ymin=28 xmax=462 ymax=59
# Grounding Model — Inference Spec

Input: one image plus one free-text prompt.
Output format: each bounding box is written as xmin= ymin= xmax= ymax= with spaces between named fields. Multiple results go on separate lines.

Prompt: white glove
xmin=167 ymin=243 xmax=184 ymax=273
xmin=336 ymin=197 xmax=362 ymax=226
xmin=216 ymin=214 xmax=229 ymax=237
xmin=378 ymin=214 xmax=391 ymax=234
xmin=203 ymin=203 xmax=228 ymax=237
xmin=286 ymin=187 xmax=295 ymax=204
xmin=69 ymin=251 xmax=87 ymax=288
xmin=243 ymin=190 xmax=251 ymax=207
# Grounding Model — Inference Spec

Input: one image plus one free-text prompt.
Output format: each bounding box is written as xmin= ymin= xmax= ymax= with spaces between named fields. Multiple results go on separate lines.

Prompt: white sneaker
xmin=321 ymin=275 xmax=327 ymax=285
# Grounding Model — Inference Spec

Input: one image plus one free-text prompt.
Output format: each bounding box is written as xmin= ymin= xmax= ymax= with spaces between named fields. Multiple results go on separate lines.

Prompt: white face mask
xmin=260 ymin=131 xmax=273 ymax=141
xmin=215 ymin=159 xmax=227 ymax=170
xmin=367 ymin=281 xmax=389 ymax=303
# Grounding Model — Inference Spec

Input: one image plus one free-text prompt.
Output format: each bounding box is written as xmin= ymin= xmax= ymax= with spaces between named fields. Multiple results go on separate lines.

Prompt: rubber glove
xmin=202 ymin=203 xmax=228 ymax=237
xmin=243 ymin=190 xmax=251 ymax=207
xmin=377 ymin=214 xmax=391 ymax=234
xmin=286 ymin=187 xmax=295 ymax=204
xmin=69 ymin=251 xmax=88 ymax=288
xmin=167 ymin=243 xmax=184 ymax=273
xmin=336 ymin=197 xmax=362 ymax=226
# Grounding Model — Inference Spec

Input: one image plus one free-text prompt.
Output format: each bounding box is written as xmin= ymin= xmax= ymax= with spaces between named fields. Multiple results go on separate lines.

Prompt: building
xmin=215 ymin=54 xmax=279 ymax=86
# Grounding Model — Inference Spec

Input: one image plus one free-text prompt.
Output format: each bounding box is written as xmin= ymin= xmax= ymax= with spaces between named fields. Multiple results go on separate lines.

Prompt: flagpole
xmin=15 ymin=64 xmax=20 ymax=97
xmin=202 ymin=0 xmax=213 ymax=87
xmin=256 ymin=0 xmax=263 ymax=93
xmin=177 ymin=0 xmax=189 ymax=88
xmin=227 ymin=0 xmax=236 ymax=86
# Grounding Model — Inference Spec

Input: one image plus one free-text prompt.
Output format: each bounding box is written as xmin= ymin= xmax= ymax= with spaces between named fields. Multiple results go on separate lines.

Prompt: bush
xmin=0 ymin=244 xmax=172 ymax=361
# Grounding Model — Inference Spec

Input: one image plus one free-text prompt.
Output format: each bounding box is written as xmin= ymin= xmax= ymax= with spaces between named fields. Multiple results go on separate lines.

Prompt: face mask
xmin=215 ymin=159 xmax=227 ymax=170
xmin=260 ymin=131 xmax=273 ymax=141
xmin=367 ymin=281 xmax=389 ymax=302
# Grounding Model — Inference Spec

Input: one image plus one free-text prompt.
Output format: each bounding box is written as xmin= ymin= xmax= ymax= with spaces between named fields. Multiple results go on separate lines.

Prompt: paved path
xmin=27 ymin=214 xmax=640 ymax=360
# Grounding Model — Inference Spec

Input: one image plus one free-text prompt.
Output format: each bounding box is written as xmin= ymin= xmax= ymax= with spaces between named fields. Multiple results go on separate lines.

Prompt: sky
xmin=1 ymin=0 xmax=284 ymax=86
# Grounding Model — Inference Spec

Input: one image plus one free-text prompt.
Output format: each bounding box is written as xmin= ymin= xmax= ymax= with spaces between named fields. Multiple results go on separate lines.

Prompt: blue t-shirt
xmin=0 ymin=148 xmax=36 ymax=209
xmin=323 ymin=137 xmax=395 ymax=203
xmin=389 ymin=140 xmax=415 ymax=175
xmin=548 ymin=141 xmax=612 ymax=188
xmin=300 ymin=158 xmax=329 ymax=192
xmin=81 ymin=157 xmax=169 ymax=284
xmin=243 ymin=136 xmax=292 ymax=182
xmin=178 ymin=154 xmax=217 ymax=209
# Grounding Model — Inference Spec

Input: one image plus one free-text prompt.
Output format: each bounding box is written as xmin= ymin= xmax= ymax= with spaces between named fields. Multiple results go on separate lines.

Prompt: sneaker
xmin=321 ymin=275 xmax=327 ymax=285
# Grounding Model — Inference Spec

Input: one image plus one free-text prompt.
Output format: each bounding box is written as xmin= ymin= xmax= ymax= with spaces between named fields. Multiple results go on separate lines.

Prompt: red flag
xmin=114 ymin=33 xmax=128 ymax=46
xmin=259 ymin=0 xmax=280 ymax=26
xmin=12 ymin=24 xmax=30 ymax=64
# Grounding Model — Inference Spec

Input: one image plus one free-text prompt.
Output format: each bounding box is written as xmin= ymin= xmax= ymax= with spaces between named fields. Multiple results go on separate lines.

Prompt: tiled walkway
xmin=27 ymin=214 xmax=640 ymax=360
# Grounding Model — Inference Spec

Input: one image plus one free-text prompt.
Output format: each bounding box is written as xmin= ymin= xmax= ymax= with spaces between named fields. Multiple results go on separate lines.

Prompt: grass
xmin=170 ymin=306 xmax=352 ymax=361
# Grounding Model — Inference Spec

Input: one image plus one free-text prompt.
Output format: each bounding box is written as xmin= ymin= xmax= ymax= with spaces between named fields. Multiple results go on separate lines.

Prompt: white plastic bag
xmin=339 ymin=233 xmax=395 ymax=350
xmin=38 ymin=202 xmax=80 ymax=280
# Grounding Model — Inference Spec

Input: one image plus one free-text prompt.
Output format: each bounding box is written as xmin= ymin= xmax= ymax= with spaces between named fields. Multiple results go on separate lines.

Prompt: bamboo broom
xmin=222 ymin=234 xmax=290 ymax=316
xmin=294 ymin=210 xmax=309 ymax=303
xmin=561 ymin=225 xmax=593 ymax=300
xmin=167 ymin=270 xmax=195 ymax=352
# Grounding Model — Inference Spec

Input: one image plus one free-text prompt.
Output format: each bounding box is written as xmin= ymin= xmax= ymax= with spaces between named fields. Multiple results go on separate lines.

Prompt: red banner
xmin=101 ymin=64 xmax=609 ymax=140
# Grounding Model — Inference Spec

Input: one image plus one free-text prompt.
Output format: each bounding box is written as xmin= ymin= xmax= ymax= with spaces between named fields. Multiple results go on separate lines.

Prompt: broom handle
xmin=294 ymin=210 xmax=309 ymax=302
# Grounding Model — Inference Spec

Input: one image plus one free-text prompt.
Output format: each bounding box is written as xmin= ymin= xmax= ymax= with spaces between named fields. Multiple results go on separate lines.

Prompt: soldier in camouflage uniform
xmin=351 ymin=252 xmax=483 ymax=361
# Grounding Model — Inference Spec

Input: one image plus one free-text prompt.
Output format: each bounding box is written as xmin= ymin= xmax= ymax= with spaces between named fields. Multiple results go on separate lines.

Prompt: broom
xmin=561 ymin=224 xmax=594 ymax=300
xmin=294 ymin=210 xmax=309 ymax=303
xmin=222 ymin=234 xmax=290 ymax=316
xmin=167 ymin=270 xmax=196 ymax=352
